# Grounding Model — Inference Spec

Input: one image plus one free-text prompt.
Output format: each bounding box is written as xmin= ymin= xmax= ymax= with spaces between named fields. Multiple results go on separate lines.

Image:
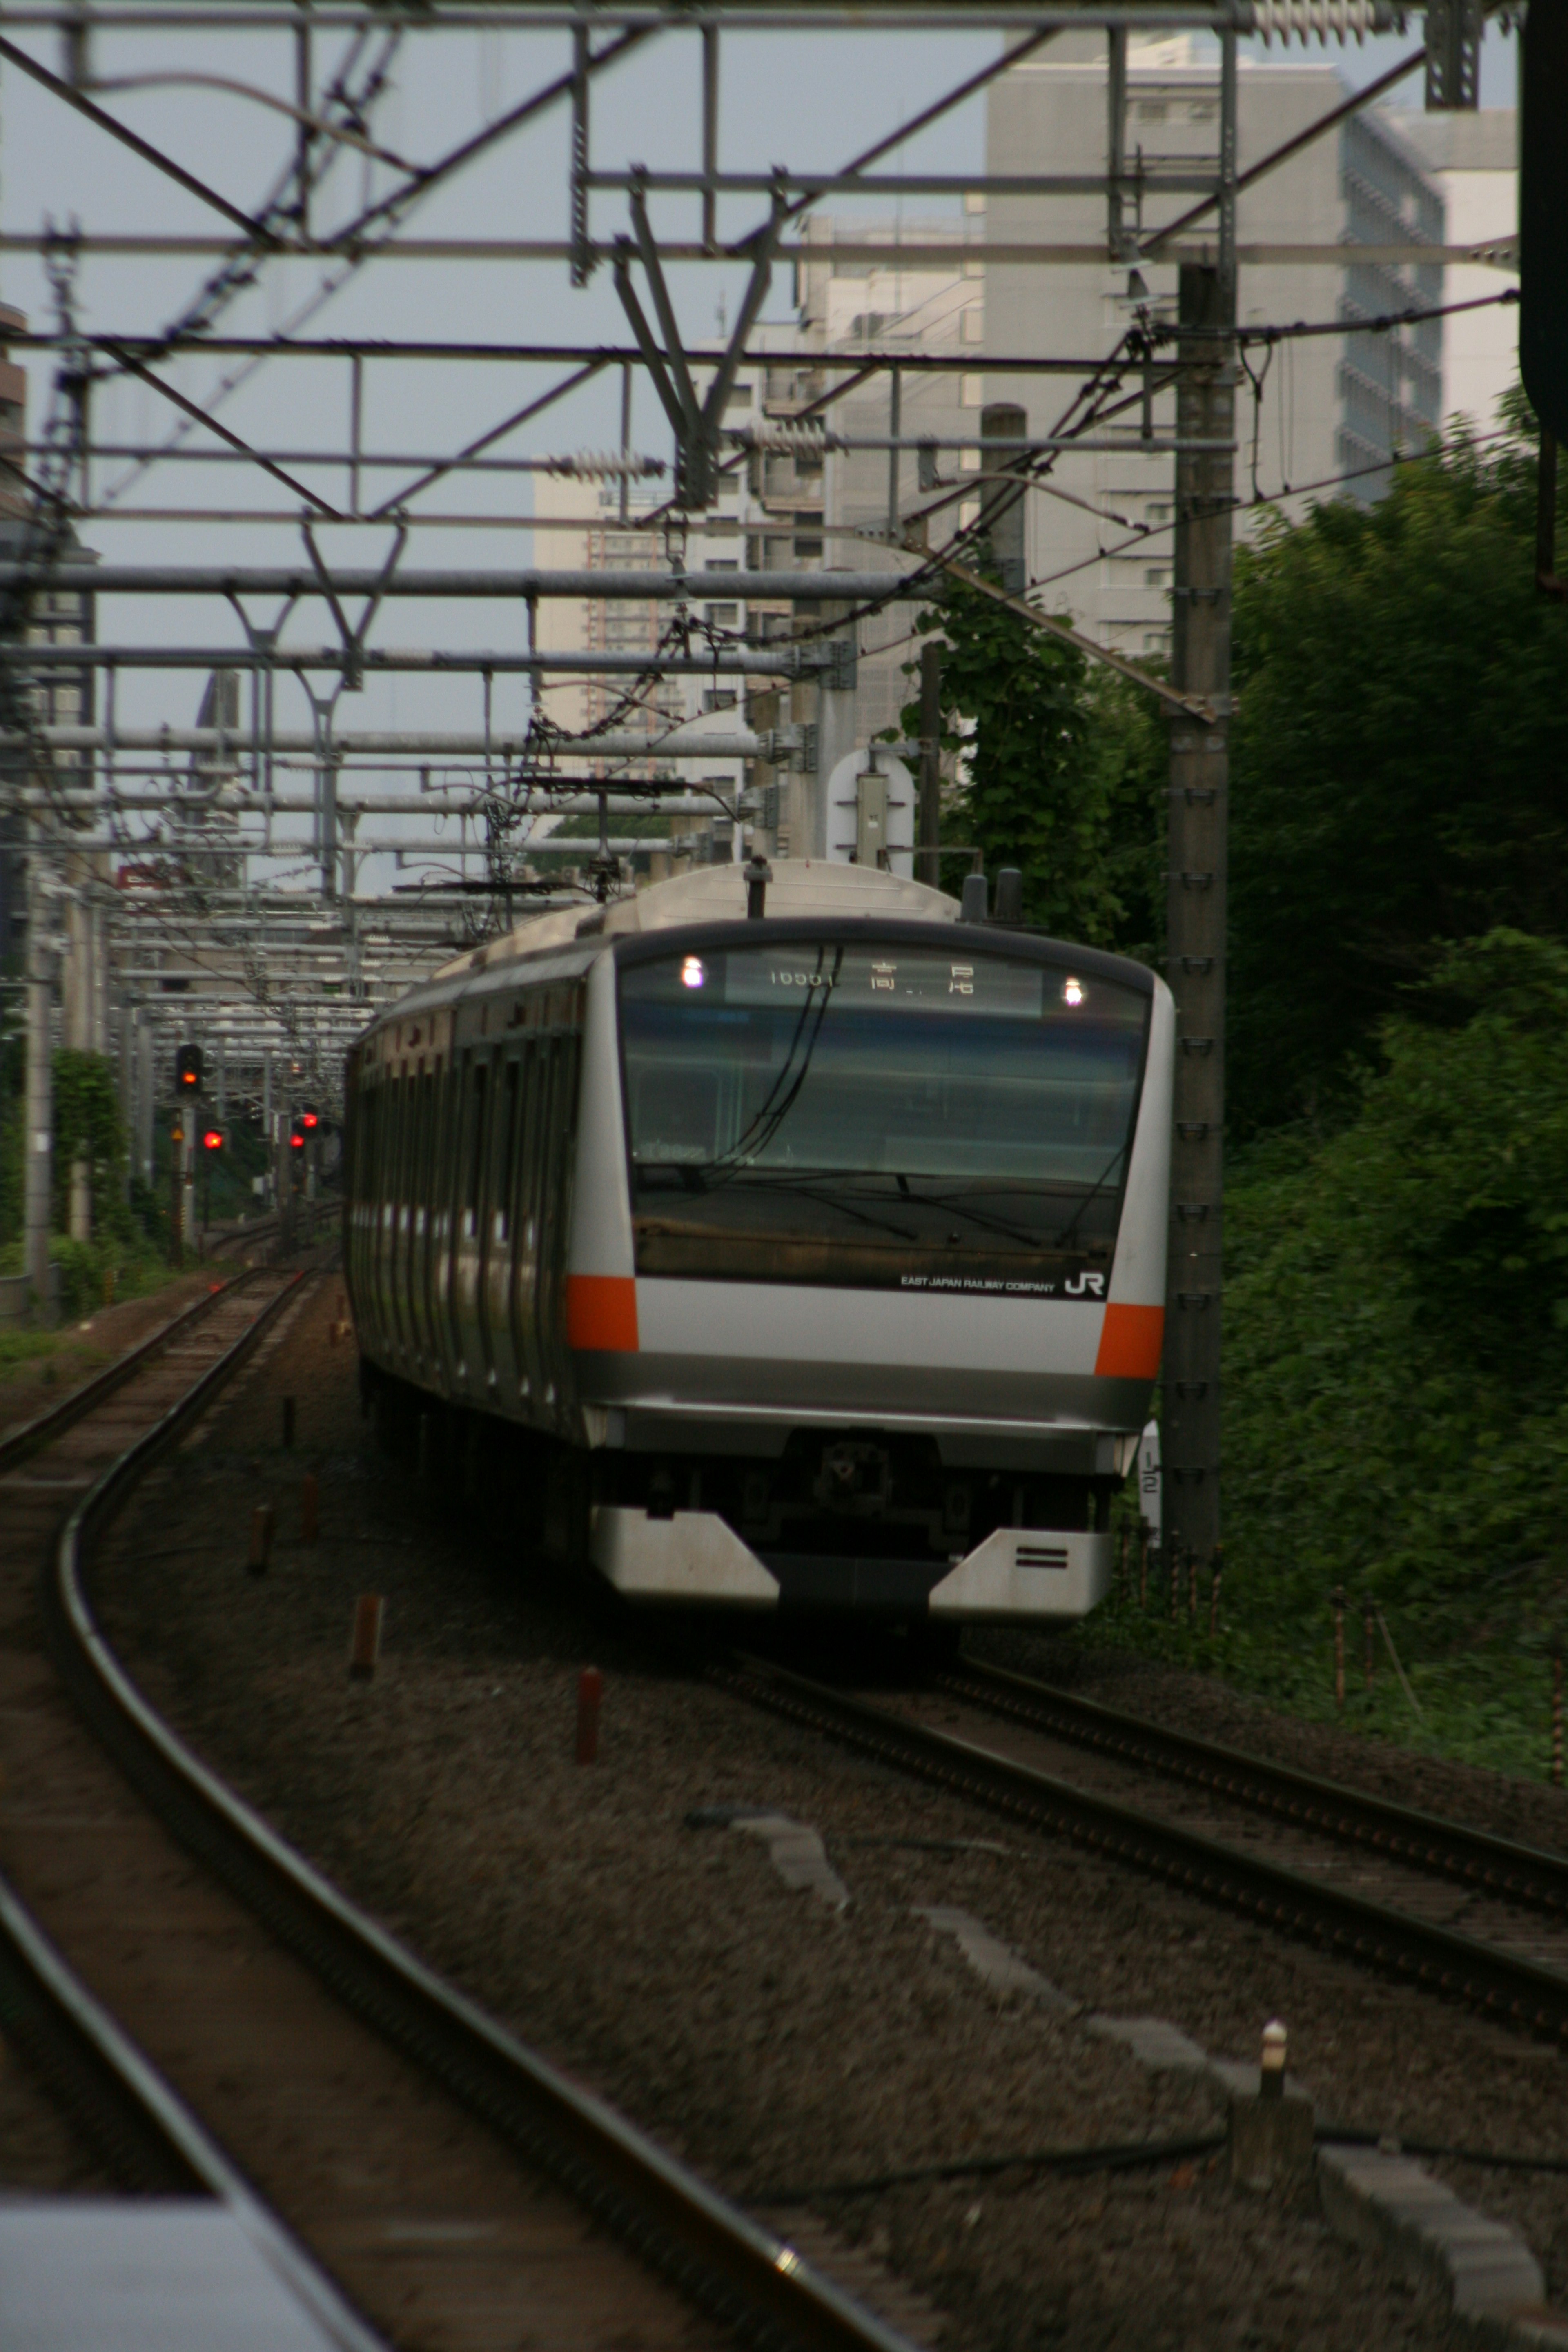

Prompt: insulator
xmin=544 ymin=450 xmax=666 ymax=480
xmin=1246 ymin=0 xmax=1406 ymax=42
xmin=726 ymin=421 xmax=833 ymax=459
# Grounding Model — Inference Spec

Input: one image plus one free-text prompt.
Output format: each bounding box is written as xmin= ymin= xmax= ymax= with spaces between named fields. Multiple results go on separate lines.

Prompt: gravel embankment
xmin=88 ymin=1283 xmax=1567 ymax=2348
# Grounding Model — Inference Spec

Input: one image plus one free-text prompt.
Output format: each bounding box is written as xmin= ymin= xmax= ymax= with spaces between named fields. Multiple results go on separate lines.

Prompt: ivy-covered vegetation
xmin=913 ymin=411 xmax=1568 ymax=1775
xmin=891 ymin=570 xmax=1164 ymax=957
xmin=0 ymin=1042 xmax=171 ymax=1321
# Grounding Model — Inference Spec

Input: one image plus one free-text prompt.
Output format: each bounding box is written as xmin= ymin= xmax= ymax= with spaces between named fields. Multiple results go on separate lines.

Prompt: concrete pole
xmin=980 ymin=403 xmax=1028 ymax=594
xmin=60 ymin=881 xmax=92 ymax=1242
xmin=918 ymin=641 xmax=942 ymax=887
xmin=1161 ymin=261 xmax=1236 ymax=1572
xmin=813 ymin=601 xmax=859 ymax=861
xmin=24 ymin=851 xmax=55 ymax=1322
xmin=135 ymin=1013 xmax=154 ymax=1190
xmin=275 ymin=1109 xmax=293 ymax=1250
xmin=90 ymin=893 xmax=107 ymax=1053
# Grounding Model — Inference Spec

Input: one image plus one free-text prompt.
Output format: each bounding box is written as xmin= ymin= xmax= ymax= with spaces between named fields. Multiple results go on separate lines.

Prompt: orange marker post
xmin=348 ymin=1595 xmax=383 ymax=1682
xmin=247 ymin=1503 xmax=275 ymax=1577
xmin=576 ymin=1666 xmax=603 ymax=1763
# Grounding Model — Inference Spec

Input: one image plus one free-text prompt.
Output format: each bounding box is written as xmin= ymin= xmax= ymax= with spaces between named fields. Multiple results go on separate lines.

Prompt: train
xmin=343 ymin=858 xmax=1173 ymax=1625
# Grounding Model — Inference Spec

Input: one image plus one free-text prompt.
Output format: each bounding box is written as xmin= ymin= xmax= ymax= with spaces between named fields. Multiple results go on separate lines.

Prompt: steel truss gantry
xmin=0 ymin=0 xmax=1500 ymax=1551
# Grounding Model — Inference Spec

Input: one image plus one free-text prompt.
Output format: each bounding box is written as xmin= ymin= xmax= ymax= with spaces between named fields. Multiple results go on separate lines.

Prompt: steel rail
xmin=0 ymin=562 xmax=918 ymax=599
xmin=0 ymin=1269 xmax=384 ymax=2351
xmin=33 ymin=1312 xmax=915 ymax=2350
xmin=0 ymin=1267 xmax=260 ymax=1477
xmin=722 ymin=1655 xmax=1568 ymax=2046
xmin=942 ymin=1657 xmax=1568 ymax=1926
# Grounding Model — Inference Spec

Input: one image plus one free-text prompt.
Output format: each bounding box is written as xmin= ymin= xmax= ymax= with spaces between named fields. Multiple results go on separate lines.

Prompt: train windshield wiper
xmin=689 ymin=1167 xmax=920 ymax=1241
xmin=893 ymin=1182 xmax=1042 ymax=1250
xmin=1054 ymin=1143 xmax=1129 ymax=1248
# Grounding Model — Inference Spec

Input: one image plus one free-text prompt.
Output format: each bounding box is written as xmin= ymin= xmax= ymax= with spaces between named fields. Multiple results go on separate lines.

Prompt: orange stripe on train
xmin=566 ymin=1274 xmax=640 ymax=1353
xmin=1094 ymin=1301 xmax=1164 ymax=1380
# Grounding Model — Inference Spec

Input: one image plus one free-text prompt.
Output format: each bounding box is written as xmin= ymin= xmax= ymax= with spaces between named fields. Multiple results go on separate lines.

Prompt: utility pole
xmin=813 ymin=599 xmax=858 ymax=860
xmin=24 ymin=847 xmax=55 ymax=1323
xmin=169 ymin=1107 xmax=185 ymax=1267
xmin=1162 ymin=260 xmax=1235 ymax=1570
xmin=918 ymin=641 xmax=942 ymax=886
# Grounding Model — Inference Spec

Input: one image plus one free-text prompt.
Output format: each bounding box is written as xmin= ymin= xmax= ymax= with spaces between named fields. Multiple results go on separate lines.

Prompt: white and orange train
xmin=343 ymin=860 xmax=1172 ymax=1625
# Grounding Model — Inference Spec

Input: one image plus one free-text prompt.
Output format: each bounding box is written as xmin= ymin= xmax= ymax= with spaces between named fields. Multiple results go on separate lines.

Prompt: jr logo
xmin=1064 ymin=1270 xmax=1106 ymax=1298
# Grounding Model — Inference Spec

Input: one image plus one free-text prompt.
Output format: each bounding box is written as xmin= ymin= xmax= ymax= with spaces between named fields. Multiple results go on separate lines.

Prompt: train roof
xmin=433 ymin=859 xmax=960 ymax=982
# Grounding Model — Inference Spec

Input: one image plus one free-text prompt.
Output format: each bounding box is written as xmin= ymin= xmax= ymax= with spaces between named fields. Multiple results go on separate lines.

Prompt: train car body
xmin=344 ymin=860 xmax=1173 ymax=1624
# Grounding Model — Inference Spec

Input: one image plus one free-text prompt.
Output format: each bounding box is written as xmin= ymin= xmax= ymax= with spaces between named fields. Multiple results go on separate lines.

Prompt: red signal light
xmin=301 ymin=1110 xmax=319 ymax=1129
xmin=289 ymin=1130 xmax=306 ymax=1150
xmin=201 ymin=1129 xmax=224 ymax=1152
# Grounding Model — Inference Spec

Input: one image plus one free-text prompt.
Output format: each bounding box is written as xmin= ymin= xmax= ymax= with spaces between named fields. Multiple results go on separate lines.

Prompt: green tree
xmin=1223 ymin=933 xmax=1568 ymax=1680
xmin=1228 ymin=421 xmax=1568 ymax=1138
xmin=52 ymin=1049 xmax=127 ymax=1235
xmin=893 ymin=570 xmax=1165 ymax=955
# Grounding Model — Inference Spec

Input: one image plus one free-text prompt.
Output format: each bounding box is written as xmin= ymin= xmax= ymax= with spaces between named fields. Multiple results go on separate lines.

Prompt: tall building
xmin=1399 ymin=109 xmax=1518 ymax=433
xmin=982 ymin=35 xmax=1446 ymax=655
xmin=0 ymin=306 xmax=98 ymax=972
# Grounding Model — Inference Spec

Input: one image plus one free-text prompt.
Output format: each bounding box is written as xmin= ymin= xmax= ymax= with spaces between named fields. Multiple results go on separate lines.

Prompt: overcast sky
xmin=0 ymin=11 xmax=1520 ymax=889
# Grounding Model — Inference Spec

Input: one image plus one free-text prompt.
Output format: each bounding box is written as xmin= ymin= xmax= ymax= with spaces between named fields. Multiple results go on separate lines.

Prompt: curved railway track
xmin=0 ymin=1272 xmax=916 ymax=2352
xmin=941 ymin=1656 xmax=1568 ymax=1925
xmin=721 ymin=1650 xmax=1568 ymax=2047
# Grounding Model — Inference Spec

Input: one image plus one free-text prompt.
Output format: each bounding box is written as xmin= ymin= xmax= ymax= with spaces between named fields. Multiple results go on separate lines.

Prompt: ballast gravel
xmin=87 ymin=1287 xmax=1568 ymax=2350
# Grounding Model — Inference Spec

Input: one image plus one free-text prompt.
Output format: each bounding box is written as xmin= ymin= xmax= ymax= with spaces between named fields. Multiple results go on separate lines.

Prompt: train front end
xmin=568 ymin=899 xmax=1172 ymax=1624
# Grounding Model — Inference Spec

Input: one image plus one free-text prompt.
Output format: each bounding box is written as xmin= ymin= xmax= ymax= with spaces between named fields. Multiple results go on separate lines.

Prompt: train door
xmin=429 ymin=1052 xmax=461 ymax=1388
xmin=381 ymin=1072 xmax=406 ymax=1354
xmin=535 ymin=1027 xmax=581 ymax=1419
xmin=392 ymin=1072 xmax=416 ymax=1364
xmin=508 ymin=1034 xmax=542 ymax=1418
xmin=410 ymin=1063 xmax=435 ymax=1366
xmin=476 ymin=1051 xmax=519 ymax=1402
xmin=451 ymin=1052 xmax=491 ymax=1383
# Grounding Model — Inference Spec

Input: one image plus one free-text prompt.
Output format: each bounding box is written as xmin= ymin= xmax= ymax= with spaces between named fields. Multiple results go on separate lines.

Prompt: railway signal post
xmin=1163 ymin=259 xmax=1236 ymax=1570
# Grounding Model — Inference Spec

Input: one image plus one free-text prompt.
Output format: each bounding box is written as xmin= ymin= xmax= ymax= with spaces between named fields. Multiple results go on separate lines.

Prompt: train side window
xmin=432 ymin=1060 xmax=456 ymax=1230
xmin=419 ymin=1070 xmax=436 ymax=1206
xmin=466 ymin=1058 xmax=489 ymax=1236
xmin=519 ymin=1035 xmax=546 ymax=1254
xmin=384 ymin=1074 xmax=403 ymax=1212
xmin=497 ymin=1057 xmax=521 ymax=1241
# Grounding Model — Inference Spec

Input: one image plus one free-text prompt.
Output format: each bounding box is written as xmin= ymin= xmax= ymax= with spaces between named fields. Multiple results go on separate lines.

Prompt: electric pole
xmin=24 ymin=848 xmax=55 ymax=1323
xmin=1162 ymin=261 xmax=1235 ymax=1570
xmin=918 ymin=641 xmax=942 ymax=886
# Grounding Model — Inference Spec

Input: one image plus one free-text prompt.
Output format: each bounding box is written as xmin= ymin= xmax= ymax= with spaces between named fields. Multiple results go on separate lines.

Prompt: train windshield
xmin=618 ymin=938 xmax=1150 ymax=1295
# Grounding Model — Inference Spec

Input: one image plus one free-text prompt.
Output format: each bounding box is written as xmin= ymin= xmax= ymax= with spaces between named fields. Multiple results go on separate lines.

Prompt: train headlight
xmin=1062 ymin=977 xmax=1084 ymax=1007
xmin=681 ymin=956 xmax=706 ymax=989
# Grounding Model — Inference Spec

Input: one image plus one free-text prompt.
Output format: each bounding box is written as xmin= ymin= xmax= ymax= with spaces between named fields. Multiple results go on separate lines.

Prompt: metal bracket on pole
xmin=1218 ymin=24 xmax=1237 ymax=303
xmin=225 ymin=590 xmax=298 ymax=846
xmin=301 ymin=518 xmax=407 ymax=692
xmin=570 ymin=22 xmax=593 ymax=285
xmin=701 ymin=23 xmax=720 ymax=256
xmin=1425 ymin=0 xmax=1482 ymax=109
xmin=614 ymin=178 xmax=783 ymax=507
xmin=1107 ymin=27 xmax=1131 ymax=263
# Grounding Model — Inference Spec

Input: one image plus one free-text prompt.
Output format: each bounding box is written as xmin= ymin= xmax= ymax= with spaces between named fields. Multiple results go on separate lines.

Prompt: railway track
xmin=0 ymin=1271 xmax=916 ymax=2352
xmin=721 ymin=1650 xmax=1568 ymax=2046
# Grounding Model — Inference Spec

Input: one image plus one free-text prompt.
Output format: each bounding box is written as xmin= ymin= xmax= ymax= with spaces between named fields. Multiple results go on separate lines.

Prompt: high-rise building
xmin=1399 ymin=108 xmax=1519 ymax=434
xmin=982 ymin=35 xmax=1446 ymax=654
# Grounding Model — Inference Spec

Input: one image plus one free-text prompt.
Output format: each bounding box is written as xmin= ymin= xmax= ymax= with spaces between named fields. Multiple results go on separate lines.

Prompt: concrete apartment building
xmin=1400 ymin=108 xmax=1519 ymax=434
xmin=982 ymin=32 xmax=1447 ymax=658
xmin=524 ymin=76 xmax=1520 ymax=873
xmin=528 ymin=241 xmax=985 ymax=871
